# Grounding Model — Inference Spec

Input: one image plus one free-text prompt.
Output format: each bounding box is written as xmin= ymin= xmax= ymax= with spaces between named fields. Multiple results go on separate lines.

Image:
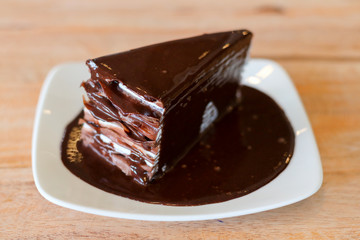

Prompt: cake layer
xmin=82 ymin=78 xmax=161 ymax=141
xmin=82 ymin=109 xmax=159 ymax=160
xmin=81 ymin=122 xmax=155 ymax=184
xmin=81 ymin=30 xmax=253 ymax=185
xmin=81 ymin=75 xmax=164 ymax=184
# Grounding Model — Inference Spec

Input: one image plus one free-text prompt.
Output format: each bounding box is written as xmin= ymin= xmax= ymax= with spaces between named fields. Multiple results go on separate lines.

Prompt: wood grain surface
xmin=1 ymin=0 xmax=359 ymax=239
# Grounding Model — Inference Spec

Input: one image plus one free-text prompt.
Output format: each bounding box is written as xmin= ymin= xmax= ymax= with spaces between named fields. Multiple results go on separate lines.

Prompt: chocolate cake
xmin=80 ymin=30 xmax=253 ymax=185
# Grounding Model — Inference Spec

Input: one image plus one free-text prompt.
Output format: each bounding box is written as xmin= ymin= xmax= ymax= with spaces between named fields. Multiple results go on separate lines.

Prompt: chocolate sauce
xmin=61 ymin=86 xmax=295 ymax=206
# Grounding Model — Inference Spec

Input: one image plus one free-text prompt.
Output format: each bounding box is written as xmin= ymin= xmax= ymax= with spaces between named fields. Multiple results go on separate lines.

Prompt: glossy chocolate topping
xmin=87 ymin=30 xmax=252 ymax=107
xmin=81 ymin=30 xmax=253 ymax=184
xmin=61 ymin=86 xmax=295 ymax=206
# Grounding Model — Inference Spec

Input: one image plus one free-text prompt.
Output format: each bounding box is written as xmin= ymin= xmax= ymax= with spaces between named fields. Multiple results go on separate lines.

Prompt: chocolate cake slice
xmin=80 ymin=30 xmax=252 ymax=185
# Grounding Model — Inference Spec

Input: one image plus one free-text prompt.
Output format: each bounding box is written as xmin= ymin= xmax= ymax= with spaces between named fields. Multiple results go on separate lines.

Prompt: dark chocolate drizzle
xmin=61 ymin=86 xmax=295 ymax=206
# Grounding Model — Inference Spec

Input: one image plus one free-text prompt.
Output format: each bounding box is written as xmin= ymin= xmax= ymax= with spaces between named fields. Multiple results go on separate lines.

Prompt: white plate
xmin=32 ymin=59 xmax=322 ymax=221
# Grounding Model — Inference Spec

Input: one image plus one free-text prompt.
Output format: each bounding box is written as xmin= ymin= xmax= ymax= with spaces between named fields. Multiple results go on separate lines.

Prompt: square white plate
xmin=32 ymin=59 xmax=322 ymax=221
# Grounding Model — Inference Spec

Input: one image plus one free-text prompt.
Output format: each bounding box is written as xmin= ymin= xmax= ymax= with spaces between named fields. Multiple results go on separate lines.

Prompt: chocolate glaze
xmin=88 ymin=30 xmax=252 ymax=106
xmin=61 ymin=86 xmax=295 ymax=206
xmin=83 ymin=30 xmax=253 ymax=184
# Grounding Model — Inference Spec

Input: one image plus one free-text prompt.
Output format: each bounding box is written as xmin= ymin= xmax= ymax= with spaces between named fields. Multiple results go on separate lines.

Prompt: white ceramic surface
xmin=32 ymin=59 xmax=322 ymax=221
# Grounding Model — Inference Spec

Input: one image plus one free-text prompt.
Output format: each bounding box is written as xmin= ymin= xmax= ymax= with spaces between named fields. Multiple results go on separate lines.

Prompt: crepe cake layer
xmin=80 ymin=30 xmax=252 ymax=185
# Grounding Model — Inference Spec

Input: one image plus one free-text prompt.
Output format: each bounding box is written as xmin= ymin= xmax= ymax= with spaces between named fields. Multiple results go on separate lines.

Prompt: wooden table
xmin=1 ymin=0 xmax=359 ymax=239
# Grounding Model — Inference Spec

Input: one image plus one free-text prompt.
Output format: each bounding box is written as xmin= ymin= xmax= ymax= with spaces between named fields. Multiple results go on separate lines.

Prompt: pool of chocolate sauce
xmin=61 ymin=86 xmax=295 ymax=206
